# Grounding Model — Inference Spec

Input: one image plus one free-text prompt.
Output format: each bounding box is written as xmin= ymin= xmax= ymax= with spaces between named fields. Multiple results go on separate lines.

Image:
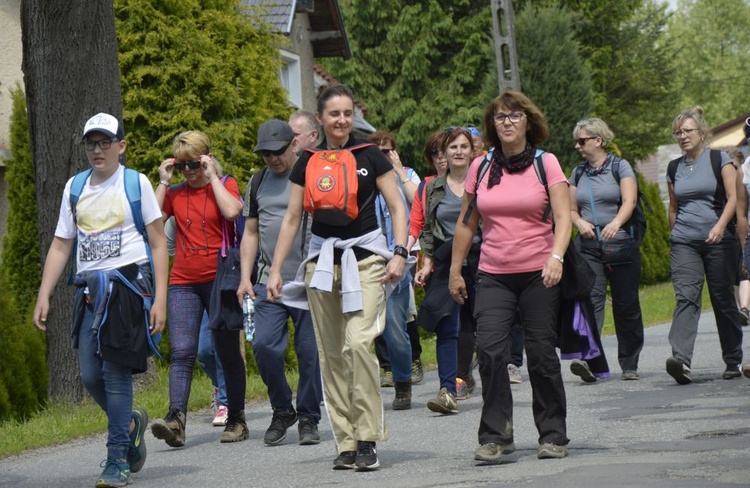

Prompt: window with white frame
xmin=279 ymin=50 xmax=301 ymax=108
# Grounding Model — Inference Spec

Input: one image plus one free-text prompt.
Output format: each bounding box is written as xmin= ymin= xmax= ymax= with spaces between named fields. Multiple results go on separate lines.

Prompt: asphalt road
xmin=2 ymin=313 xmax=749 ymax=487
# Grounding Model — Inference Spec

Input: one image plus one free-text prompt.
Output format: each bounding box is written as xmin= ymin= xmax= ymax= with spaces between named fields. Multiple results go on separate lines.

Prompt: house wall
xmin=289 ymin=13 xmax=317 ymax=112
xmin=0 ymin=0 xmax=23 ymax=150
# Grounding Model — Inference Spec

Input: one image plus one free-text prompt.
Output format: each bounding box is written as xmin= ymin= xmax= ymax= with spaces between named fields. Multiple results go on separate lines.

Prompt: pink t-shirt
xmin=464 ymin=152 xmax=568 ymax=274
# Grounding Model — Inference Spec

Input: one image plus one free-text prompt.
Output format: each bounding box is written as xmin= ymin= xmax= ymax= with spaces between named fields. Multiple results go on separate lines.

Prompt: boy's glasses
xmin=82 ymin=139 xmax=118 ymax=151
xmin=174 ymin=161 xmax=202 ymax=170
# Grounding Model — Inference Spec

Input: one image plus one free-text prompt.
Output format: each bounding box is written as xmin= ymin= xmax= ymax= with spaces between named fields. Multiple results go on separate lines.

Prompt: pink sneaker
xmin=213 ymin=405 xmax=228 ymax=427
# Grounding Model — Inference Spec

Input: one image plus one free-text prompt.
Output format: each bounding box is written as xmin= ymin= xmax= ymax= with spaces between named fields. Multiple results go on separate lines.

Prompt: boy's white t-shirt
xmin=55 ymin=164 xmax=162 ymax=272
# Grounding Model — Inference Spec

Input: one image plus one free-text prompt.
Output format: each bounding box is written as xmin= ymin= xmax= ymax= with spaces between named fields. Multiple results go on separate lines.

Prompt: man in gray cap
xmin=235 ymin=119 xmax=322 ymax=445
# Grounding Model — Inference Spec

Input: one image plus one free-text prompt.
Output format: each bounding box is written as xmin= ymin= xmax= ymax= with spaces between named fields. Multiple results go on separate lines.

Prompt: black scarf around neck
xmin=488 ymin=143 xmax=536 ymax=189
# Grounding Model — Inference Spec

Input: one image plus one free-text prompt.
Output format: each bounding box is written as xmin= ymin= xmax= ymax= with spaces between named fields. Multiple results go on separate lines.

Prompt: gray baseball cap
xmin=254 ymin=119 xmax=294 ymax=153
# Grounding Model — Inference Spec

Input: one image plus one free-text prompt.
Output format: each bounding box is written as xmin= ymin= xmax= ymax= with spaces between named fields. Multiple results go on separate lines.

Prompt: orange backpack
xmin=303 ymin=144 xmax=374 ymax=226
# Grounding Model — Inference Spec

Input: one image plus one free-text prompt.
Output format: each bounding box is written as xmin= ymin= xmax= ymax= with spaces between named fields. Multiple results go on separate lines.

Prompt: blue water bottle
xmin=242 ymin=293 xmax=255 ymax=342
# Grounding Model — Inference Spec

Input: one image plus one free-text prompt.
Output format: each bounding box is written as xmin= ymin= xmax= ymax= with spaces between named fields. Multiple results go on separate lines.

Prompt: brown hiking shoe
xmin=220 ymin=411 xmax=248 ymax=443
xmin=151 ymin=408 xmax=186 ymax=447
xmin=392 ymin=381 xmax=412 ymax=410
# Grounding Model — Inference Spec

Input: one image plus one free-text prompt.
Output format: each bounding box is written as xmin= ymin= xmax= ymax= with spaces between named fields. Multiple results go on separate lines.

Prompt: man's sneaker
xmin=474 ymin=442 xmax=516 ymax=463
xmin=743 ymin=364 xmax=750 ymax=379
xmin=380 ymin=370 xmax=394 ymax=388
xmin=298 ymin=417 xmax=320 ymax=445
xmin=722 ymin=364 xmax=742 ymax=380
xmin=621 ymin=370 xmax=639 ymax=381
xmin=508 ymin=364 xmax=523 ymax=384
xmin=411 ymin=359 xmax=424 ymax=384
xmin=212 ymin=405 xmax=228 ymax=427
xmin=455 ymin=378 xmax=470 ymax=400
xmin=570 ymin=359 xmax=597 ymax=383
xmin=537 ymin=443 xmax=568 ymax=459
xmin=666 ymin=357 xmax=692 ymax=385
xmin=427 ymin=387 xmax=458 ymax=415
xmin=741 ymin=307 xmax=749 ymax=326
xmin=220 ymin=411 xmax=248 ymax=443
xmin=354 ymin=441 xmax=379 ymax=471
xmin=151 ymin=408 xmax=186 ymax=447
xmin=332 ymin=450 xmax=357 ymax=470
xmin=95 ymin=458 xmax=130 ymax=488
xmin=264 ymin=408 xmax=297 ymax=445
xmin=127 ymin=407 xmax=148 ymax=473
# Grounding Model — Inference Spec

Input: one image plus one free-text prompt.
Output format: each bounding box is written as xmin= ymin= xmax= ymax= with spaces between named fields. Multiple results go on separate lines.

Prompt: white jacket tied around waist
xmin=279 ymin=228 xmax=416 ymax=313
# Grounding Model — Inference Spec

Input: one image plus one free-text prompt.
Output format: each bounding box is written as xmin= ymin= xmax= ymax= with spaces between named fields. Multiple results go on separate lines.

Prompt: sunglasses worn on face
xmin=575 ymin=136 xmax=597 ymax=147
xmin=260 ymin=143 xmax=290 ymax=158
xmin=174 ymin=160 xmax=202 ymax=170
xmin=381 ymin=148 xmax=393 ymax=155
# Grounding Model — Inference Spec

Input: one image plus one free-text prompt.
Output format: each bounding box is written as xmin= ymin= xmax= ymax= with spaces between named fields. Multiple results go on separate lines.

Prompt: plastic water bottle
xmin=242 ymin=294 xmax=255 ymax=343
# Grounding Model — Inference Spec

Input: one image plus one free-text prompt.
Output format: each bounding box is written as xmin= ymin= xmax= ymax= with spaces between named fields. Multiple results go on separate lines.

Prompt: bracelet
xmin=550 ymin=253 xmax=564 ymax=264
xmin=159 ymin=180 xmax=170 ymax=187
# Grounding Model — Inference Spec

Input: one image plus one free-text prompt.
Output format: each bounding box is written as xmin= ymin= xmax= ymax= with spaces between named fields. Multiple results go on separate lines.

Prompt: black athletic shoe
xmin=355 ymin=441 xmax=379 ymax=471
xmin=332 ymin=451 xmax=356 ymax=470
xmin=264 ymin=409 xmax=297 ymax=445
xmin=298 ymin=417 xmax=320 ymax=445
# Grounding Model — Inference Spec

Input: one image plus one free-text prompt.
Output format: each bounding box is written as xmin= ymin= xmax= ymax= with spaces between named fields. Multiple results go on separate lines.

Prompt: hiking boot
xmin=427 ymin=387 xmax=458 ymax=415
xmin=722 ymin=364 xmax=741 ymax=380
xmin=380 ymin=369 xmax=394 ymax=388
xmin=127 ymin=407 xmax=148 ymax=473
xmin=744 ymin=364 xmax=750 ymax=379
xmin=151 ymin=408 xmax=186 ymax=447
xmin=455 ymin=378 xmax=470 ymax=400
xmin=354 ymin=441 xmax=379 ymax=471
xmin=392 ymin=381 xmax=412 ymax=410
xmin=666 ymin=357 xmax=691 ymax=385
xmin=264 ymin=408 xmax=297 ymax=445
xmin=741 ymin=308 xmax=749 ymax=326
xmin=95 ymin=458 xmax=130 ymax=488
xmin=621 ymin=370 xmax=639 ymax=381
xmin=212 ymin=405 xmax=228 ymax=427
xmin=537 ymin=443 xmax=568 ymax=459
xmin=298 ymin=417 xmax=320 ymax=445
xmin=332 ymin=450 xmax=357 ymax=470
xmin=411 ymin=359 xmax=424 ymax=384
xmin=220 ymin=411 xmax=248 ymax=443
xmin=570 ymin=359 xmax=597 ymax=383
xmin=508 ymin=364 xmax=523 ymax=384
xmin=474 ymin=442 xmax=516 ymax=463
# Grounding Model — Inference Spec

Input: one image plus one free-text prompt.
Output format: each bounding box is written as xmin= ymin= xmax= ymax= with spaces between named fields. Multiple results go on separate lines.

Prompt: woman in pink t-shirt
xmin=450 ymin=90 xmax=572 ymax=463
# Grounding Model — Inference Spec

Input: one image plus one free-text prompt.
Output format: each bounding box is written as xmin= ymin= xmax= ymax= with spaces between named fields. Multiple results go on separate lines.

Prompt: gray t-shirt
xmin=243 ymin=169 xmax=311 ymax=283
xmin=569 ymin=157 xmax=636 ymax=241
xmin=436 ymin=184 xmax=463 ymax=241
xmin=668 ymin=148 xmax=732 ymax=241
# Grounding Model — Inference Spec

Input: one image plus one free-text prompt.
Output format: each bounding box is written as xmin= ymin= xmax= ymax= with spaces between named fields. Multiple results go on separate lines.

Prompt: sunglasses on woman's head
xmin=174 ymin=160 xmax=201 ymax=171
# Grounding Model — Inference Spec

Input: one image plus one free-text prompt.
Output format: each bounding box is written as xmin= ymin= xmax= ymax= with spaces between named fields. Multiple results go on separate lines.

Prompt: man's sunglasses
xmin=174 ymin=160 xmax=202 ymax=171
xmin=260 ymin=143 xmax=290 ymax=157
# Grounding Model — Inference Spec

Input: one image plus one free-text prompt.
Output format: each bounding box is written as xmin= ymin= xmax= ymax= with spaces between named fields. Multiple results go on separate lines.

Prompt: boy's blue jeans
xmin=77 ymin=304 xmax=133 ymax=461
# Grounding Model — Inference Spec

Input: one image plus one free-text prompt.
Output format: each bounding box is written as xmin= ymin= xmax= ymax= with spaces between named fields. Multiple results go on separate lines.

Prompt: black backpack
xmin=573 ymin=156 xmax=649 ymax=241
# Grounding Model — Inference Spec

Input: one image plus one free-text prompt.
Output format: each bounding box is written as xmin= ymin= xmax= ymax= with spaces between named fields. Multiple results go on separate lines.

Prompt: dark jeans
xmin=669 ymin=238 xmax=743 ymax=367
xmin=577 ymin=238 xmax=644 ymax=372
xmin=474 ymin=270 xmax=568 ymax=447
xmin=252 ymin=283 xmax=322 ymax=419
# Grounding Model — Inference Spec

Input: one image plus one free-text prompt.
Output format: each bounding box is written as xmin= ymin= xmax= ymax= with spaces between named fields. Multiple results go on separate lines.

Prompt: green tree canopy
xmin=115 ymin=0 xmax=292 ymax=186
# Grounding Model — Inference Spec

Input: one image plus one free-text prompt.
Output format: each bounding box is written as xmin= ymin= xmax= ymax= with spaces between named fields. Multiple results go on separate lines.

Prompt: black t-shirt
xmin=290 ymin=137 xmax=393 ymax=258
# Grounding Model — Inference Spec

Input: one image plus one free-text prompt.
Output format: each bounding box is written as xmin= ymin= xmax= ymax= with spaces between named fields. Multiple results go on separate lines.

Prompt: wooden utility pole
xmin=490 ymin=0 xmax=521 ymax=91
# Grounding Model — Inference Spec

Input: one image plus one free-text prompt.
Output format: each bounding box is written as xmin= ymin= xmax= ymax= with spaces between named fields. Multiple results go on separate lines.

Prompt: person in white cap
xmin=33 ymin=112 xmax=169 ymax=487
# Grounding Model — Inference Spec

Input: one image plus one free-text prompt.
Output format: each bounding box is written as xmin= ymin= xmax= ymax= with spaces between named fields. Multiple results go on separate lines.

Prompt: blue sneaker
xmin=127 ymin=407 xmax=148 ymax=473
xmin=96 ymin=458 xmax=131 ymax=487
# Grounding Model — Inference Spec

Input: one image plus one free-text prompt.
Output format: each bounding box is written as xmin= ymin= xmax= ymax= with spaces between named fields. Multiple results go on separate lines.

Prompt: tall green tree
xmin=668 ymin=0 xmax=750 ymax=123
xmin=115 ymin=0 xmax=291 ymax=186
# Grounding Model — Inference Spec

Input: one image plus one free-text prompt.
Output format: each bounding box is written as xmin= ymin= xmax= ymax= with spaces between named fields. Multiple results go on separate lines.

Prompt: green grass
xmin=0 ymin=282 xmax=704 ymax=458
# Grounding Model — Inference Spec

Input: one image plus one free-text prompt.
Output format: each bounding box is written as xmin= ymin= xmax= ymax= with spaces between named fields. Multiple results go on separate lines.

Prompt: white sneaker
xmin=507 ymin=364 xmax=523 ymax=384
xmin=213 ymin=405 xmax=228 ymax=426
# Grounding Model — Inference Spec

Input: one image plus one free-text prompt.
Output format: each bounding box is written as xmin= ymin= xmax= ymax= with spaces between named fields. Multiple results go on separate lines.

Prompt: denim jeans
xmin=196 ymin=311 xmax=227 ymax=406
xmin=78 ymin=304 xmax=133 ymax=461
xmin=252 ymin=283 xmax=322 ymax=420
xmin=669 ymin=238 xmax=743 ymax=367
xmin=435 ymin=302 xmax=460 ymax=394
xmin=380 ymin=276 xmax=412 ymax=383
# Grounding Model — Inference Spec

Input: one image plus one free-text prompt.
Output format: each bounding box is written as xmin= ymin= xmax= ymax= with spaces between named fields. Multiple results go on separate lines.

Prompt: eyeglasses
xmin=174 ymin=160 xmax=202 ymax=170
xmin=429 ymin=148 xmax=440 ymax=156
xmin=672 ymin=128 xmax=700 ymax=138
xmin=260 ymin=143 xmax=290 ymax=158
xmin=575 ymin=136 xmax=597 ymax=147
xmin=82 ymin=139 xmax=118 ymax=151
xmin=493 ymin=113 xmax=526 ymax=124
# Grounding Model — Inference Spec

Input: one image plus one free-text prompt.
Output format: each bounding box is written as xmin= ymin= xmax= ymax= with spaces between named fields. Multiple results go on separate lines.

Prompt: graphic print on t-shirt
xmin=76 ymin=194 xmax=124 ymax=261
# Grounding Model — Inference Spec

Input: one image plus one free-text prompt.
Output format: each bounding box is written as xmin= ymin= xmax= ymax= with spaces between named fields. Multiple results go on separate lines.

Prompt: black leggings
xmin=212 ymin=329 xmax=246 ymax=414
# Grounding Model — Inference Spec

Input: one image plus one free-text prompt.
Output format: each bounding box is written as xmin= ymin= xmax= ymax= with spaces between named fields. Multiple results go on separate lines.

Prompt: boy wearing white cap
xmin=33 ymin=113 xmax=168 ymax=488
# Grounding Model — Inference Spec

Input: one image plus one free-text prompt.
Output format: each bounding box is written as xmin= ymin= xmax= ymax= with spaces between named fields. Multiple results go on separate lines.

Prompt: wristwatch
xmin=393 ymin=245 xmax=408 ymax=258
